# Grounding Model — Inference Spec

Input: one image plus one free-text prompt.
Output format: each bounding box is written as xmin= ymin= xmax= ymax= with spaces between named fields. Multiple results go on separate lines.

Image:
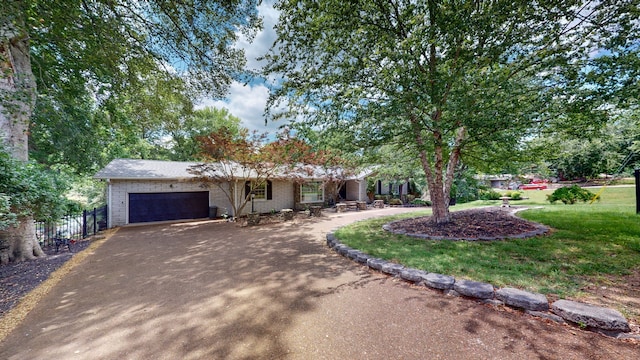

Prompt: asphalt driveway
xmin=1 ymin=208 xmax=638 ymax=359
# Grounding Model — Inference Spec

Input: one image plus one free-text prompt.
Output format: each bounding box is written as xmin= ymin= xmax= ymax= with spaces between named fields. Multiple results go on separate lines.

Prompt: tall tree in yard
xmin=169 ymin=107 xmax=244 ymax=161
xmin=265 ymin=0 xmax=639 ymax=223
xmin=0 ymin=1 xmax=260 ymax=262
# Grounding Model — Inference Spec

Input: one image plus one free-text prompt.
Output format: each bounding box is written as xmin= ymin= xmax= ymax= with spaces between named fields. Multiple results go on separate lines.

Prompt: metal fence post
xmin=93 ymin=207 xmax=97 ymax=236
xmin=83 ymin=209 xmax=88 ymax=238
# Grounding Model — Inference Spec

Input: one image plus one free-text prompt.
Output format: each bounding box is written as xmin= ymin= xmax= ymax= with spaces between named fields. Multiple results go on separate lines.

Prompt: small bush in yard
xmin=389 ymin=198 xmax=403 ymax=205
xmin=411 ymin=199 xmax=431 ymax=206
xmin=547 ymin=185 xmax=597 ymax=204
xmin=510 ymin=192 xmax=523 ymax=200
xmin=479 ymin=189 xmax=502 ymax=200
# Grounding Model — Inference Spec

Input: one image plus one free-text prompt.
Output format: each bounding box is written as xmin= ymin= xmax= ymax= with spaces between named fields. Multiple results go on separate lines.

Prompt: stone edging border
xmin=326 ymin=231 xmax=640 ymax=340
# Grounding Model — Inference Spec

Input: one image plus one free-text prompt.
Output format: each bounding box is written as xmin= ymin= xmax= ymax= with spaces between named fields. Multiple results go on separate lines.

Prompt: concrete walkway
xmin=1 ymin=208 xmax=638 ymax=359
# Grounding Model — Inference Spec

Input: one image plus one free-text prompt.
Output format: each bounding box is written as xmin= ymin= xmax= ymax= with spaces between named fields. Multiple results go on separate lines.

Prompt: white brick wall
xmin=236 ymin=180 xmax=295 ymax=216
xmin=345 ymin=180 xmax=367 ymax=202
xmin=358 ymin=180 xmax=368 ymax=202
xmin=107 ymin=179 xmax=295 ymax=226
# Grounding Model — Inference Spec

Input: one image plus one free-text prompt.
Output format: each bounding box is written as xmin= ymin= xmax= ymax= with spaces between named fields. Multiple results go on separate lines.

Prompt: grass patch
xmin=335 ymin=186 xmax=640 ymax=300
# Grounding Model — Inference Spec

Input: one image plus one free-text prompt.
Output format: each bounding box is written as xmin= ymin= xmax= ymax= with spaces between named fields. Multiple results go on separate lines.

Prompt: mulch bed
xmin=0 ymin=240 xmax=91 ymax=317
xmin=385 ymin=207 xmax=549 ymax=240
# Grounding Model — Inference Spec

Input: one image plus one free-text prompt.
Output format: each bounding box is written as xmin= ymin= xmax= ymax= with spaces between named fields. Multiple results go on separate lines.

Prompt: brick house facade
xmin=95 ymin=159 xmax=370 ymax=227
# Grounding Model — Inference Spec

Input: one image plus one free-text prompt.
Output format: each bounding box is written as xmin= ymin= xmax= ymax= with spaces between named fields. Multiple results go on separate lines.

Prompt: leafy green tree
xmin=0 ymin=148 xmax=71 ymax=264
xmin=265 ymin=0 xmax=637 ymax=223
xmin=362 ymin=143 xmax=425 ymax=195
xmin=554 ymin=139 xmax=621 ymax=180
xmin=528 ymin=109 xmax=640 ymax=180
xmin=0 ymin=0 xmax=261 ymax=262
xmin=30 ymin=70 xmax=198 ymax=171
xmin=169 ymin=107 xmax=244 ymax=161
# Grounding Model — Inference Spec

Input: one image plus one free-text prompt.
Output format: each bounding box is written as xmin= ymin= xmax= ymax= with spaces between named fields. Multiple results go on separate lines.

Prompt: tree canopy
xmin=0 ymin=0 xmax=262 ymax=262
xmin=2 ymin=0 xmax=261 ymax=173
xmin=265 ymin=0 xmax=639 ymax=223
xmin=169 ymin=107 xmax=244 ymax=161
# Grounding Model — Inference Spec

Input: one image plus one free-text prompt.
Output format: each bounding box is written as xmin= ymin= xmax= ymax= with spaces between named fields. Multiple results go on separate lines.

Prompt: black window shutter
xmin=267 ymin=180 xmax=273 ymax=200
xmin=245 ymin=181 xmax=251 ymax=198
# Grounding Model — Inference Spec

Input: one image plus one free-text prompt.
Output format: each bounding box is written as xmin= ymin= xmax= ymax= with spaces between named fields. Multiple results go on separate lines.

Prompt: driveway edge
xmin=0 ymin=229 xmax=117 ymax=343
xmin=326 ymin=232 xmax=638 ymax=339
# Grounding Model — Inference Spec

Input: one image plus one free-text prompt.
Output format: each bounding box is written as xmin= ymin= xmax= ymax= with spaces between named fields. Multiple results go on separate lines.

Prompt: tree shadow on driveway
xmin=0 ymin=218 xmax=377 ymax=359
xmin=1 ymin=210 xmax=638 ymax=359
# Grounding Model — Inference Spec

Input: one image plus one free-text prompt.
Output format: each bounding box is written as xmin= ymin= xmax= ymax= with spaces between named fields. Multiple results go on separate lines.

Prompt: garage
xmin=129 ymin=191 xmax=209 ymax=223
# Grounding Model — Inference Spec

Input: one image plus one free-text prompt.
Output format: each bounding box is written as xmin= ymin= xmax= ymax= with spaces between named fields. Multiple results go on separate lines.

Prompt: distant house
xmin=94 ymin=159 xmax=370 ymax=227
xmin=475 ymin=174 xmax=514 ymax=189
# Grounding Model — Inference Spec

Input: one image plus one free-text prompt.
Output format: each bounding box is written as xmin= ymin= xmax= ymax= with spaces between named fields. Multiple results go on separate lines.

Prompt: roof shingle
xmin=94 ymin=159 xmax=199 ymax=180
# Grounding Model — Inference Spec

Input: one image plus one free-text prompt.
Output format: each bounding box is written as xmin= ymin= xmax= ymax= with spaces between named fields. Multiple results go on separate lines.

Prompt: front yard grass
xmin=335 ymin=186 xmax=640 ymax=315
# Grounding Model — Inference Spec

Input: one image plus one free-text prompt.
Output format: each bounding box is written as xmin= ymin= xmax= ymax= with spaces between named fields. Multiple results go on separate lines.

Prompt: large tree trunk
xmin=418 ymin=140 xmax=451 ymax=224
xmin=0 ymin=21 xmax=46 ymax=263
xmin=0 ymin=217 xmax=44 ymax=265
xmin=415 ymin=119 xmax=466 ymax=224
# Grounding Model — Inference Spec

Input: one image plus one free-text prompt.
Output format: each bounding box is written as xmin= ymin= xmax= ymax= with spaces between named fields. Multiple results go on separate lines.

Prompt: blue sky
xmin=196 ymin=2 xmax=282 ymax=134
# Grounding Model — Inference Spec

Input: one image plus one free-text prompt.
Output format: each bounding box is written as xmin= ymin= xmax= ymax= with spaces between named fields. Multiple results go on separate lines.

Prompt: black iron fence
xmin=35 ymin=205 xmax=108 ymax=247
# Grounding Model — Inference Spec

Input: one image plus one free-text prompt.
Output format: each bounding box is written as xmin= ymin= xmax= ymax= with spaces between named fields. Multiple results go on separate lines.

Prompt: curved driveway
xmin=1 ymin=208 xmax=638 ymax=359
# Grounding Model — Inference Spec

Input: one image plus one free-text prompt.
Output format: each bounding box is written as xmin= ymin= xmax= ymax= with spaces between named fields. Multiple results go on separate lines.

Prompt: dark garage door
xmin=129 ymin=192 xmax=209 ymax=223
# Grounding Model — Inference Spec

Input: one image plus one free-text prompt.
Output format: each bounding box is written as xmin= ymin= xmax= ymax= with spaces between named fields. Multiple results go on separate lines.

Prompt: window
xmin=252 ymin=182 xmax=266 ymax=200
xmin=245 ymin=181 xmax=272 ymax=200
xmin=301 ymin=181 xmax=323 ymax=203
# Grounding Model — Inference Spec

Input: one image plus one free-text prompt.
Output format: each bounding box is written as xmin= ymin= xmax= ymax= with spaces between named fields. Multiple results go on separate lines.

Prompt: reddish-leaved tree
xmin=188 ymin=127 xmax=358 ymax=217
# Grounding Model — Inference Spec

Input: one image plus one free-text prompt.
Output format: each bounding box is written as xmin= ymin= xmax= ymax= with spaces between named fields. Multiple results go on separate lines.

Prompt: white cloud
xmin=197 ymin=2 xmax=283 ymax=135
xmin=197 ymin=82 xmax=284 ymax=133
xmin=239 ymin=2 xmax=280 ymax=72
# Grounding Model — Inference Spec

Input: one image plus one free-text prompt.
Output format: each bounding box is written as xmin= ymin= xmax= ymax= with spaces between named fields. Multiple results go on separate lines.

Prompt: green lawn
xmin=335 ymin=186 xmax=640 ymax=314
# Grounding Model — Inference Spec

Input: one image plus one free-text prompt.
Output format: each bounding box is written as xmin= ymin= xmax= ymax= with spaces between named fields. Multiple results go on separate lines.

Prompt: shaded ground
xmin=0 ymin=240 xmax=91 ymax=317
xmin=1 ymin=209 xmax=639 ymax=359
xmin=1 ymin=208 xmax=638 ymax=327
xmin=0 ymin=213 xmax=316 ymax=317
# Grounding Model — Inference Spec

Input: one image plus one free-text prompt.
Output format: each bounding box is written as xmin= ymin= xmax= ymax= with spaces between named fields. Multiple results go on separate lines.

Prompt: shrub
xmin=547 ymin=185 xmax=597 ymax=204
xmin=509 ymin=192 xmax=523 ymax=200
xmin=410 ymin=199 xmax=431 ymax=206
xmin=389 ymin=198 xmax=403 ymax=205
xmin=452 ymin=168 xmax=482 ymax=203
xmin=479 ymin=189 xmax=502 ymax=200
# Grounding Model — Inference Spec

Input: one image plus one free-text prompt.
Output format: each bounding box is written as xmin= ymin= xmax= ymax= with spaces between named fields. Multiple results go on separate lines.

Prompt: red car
xmin=518 ymin=183 xmax=548 ymax=190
